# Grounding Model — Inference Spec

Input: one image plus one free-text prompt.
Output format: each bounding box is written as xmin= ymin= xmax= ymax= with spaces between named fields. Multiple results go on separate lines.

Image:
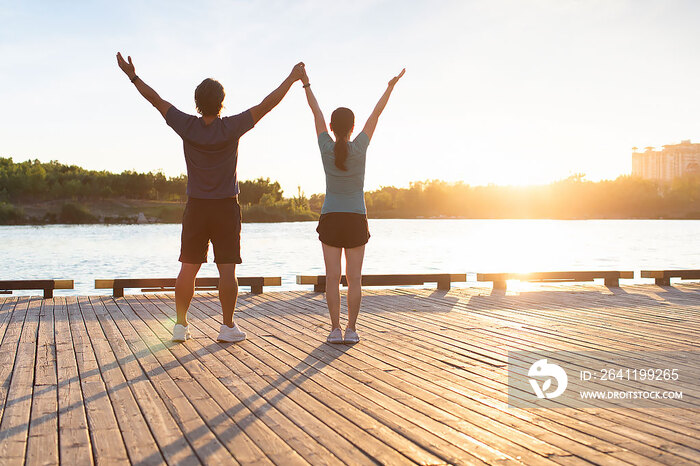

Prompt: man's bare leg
xmin=175 ymin=262 xmax=201 ymax=326
xmin=217 ymin=263 xmax=238 ymax=327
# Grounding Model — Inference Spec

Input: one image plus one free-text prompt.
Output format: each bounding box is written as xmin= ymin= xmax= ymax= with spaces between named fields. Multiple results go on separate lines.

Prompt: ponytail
xmin=334 ymin=133 xmax=349 ymax=171
xmin=330 ymin=107 xmax=355 ymax=172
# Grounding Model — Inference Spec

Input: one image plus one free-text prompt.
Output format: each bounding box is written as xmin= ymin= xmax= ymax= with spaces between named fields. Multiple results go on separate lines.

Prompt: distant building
xmin=632 ymin=140 xmax=700 ymax=182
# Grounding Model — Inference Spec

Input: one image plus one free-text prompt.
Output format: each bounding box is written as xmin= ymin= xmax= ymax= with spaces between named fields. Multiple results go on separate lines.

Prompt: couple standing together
xmin=117 ymin=53 xmax=404 ymax=345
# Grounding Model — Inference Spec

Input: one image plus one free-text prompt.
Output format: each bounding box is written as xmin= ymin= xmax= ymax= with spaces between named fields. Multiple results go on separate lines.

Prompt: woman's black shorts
xmin=179 ymin=197 xmax=242 ymax=264
xmin=316 ymin=212 xmax=370 ymax=249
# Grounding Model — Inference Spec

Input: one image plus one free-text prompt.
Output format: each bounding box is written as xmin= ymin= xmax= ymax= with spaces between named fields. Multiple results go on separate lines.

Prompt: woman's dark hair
xmin=194 ymin=78 xmax=225 ymax=116
xmin=330 ymin=107 xmax=354 ymax=171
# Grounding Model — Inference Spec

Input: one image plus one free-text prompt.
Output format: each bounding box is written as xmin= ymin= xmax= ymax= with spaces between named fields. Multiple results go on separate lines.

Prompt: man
xmin=116 ymin=52 xmax=304 ymax=342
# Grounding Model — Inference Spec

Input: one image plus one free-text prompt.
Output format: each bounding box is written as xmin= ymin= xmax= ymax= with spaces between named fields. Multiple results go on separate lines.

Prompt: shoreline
xmin=4 ymin=198 xmax=700 ymax=226
xmin=3 ymin=216 xmax=700 ymax=226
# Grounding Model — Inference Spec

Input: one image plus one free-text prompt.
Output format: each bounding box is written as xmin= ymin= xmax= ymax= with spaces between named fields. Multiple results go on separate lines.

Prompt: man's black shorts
xmin=179 ymin=197 xmax=242 ymax=264
xmin=316 ymin=212 xmax=370 ymax=249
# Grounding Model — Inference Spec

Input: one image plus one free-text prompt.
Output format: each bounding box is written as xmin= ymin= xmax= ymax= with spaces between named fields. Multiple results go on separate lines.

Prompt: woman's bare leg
xmin=344 ymin=244 xmax=365 ymax=331
xmin=322 ymin=242 xmax=343 ymax=329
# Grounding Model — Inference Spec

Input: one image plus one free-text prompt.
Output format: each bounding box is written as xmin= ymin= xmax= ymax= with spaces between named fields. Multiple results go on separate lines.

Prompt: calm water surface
xmin=2 ymin=219 xmax=699 ymax=295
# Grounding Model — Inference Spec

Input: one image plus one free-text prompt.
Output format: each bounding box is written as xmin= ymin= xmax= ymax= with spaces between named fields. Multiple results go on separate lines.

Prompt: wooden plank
xmin=76 ymin=296 xmax=165 ymax=465
xmin=238 ymin=293 xmax=567 ymax=465
xmin=95 ymin=277 xmax=281 ymax=296
xmin=477 ymin=271 xmax=634 ymax=281
xmin=97 ymin=297 xmax=223 ymax=465
xmin=144 ymin=293 xmax=407 ymax=466
xmin=172 ymin=293 xmax=448 ymax=465
xmin=296 ymin=276 xmax=321 ymax=285
xmin=385 ymin=286 xmax=697 ymax=402
xmin=0 ymin=296 xmax=21 ymax=426
xmin=65 ymin=296 xmax=130 ymax=464
xmin=6 ymin=284 xmax=700 ymax=464
xmin=94 ymin=279 xmax=115 ymax=288
xmin=134 ymin=294 xmax=339 ymax=464
xmin=0 ymin=297 xmax=41 ymax=464
xmin=0 ymin=280 xmax=74 ymax=297
xmin=260 ymin=291 xmax=634 ymax=464
xmin=348 ymin=290 xmax=680 ymax=464
xmin=90 ymin=296 xmax=200 ymax=465
xmin=187 ymin=293 xmax=496 ymax=465
xmin=641 ymin=269 xmax=700 ymax=280
xmin=296 ymin=273 xmax=466 ymax=292
xmin=53 ymin=297 xmax=93 ymax=465
xmin=0 ymin=280 xmax=55 ymax=289
xmin=26 ymin=298 xmax=59 ymax=466
xmin=275 ymin=287 xmax=696 ymax=465
xmin=109 ymin=295 xmax=262 ymax=464
xmin=641 ymin=269 xmax=700 ymax=286
xmin=477 ymin=271 xmax=634 ymax=289
xmin=128 ymin=294 xmax=313 ymax=465
xmin=383 ymin=286 xmax=700 ymax=463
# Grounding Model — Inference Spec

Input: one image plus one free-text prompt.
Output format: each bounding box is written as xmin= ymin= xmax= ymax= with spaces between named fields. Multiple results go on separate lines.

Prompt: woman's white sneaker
xmin=172 ymin=324 xmax=191 ymax=342
xmin=344 ymin=328 xmax=360 ymax=344
xmin=217 ymin=323 xmax=246 ymax=342
xmin=327 ymin=328 xmax=343 ymax=344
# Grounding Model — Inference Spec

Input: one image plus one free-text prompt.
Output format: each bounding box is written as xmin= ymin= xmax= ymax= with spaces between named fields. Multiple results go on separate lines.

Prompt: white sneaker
xmin=327 ymin=328 xmax=343 ymax=344
xmin=344 ymin=328 xmax=360 ymax=344
xmin=217 ymin=323 xmax=246 ymax=342
xmin=172 ymin=324 xmax=191 ymax=342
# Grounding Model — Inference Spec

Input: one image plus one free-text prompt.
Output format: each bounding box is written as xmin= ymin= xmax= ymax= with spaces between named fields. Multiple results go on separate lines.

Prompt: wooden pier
xmin=0 ymin=283 xmax=698 ymax=465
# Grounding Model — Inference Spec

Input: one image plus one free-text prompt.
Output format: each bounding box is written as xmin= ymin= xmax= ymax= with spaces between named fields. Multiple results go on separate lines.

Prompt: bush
xmin=242 ymin=202 xmax=319 ymax=222
xmin=156 ymin=205 xmax=185 ymax=223
xmin=0 ymin=202 xmax=25 ymax=224
xmin=58 ymin=202 xmax=97 ymax=224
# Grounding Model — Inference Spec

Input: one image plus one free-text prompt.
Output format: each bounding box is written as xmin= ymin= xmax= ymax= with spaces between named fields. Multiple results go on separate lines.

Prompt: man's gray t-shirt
xmin=166 ymin=106 xmax=254 ymax=199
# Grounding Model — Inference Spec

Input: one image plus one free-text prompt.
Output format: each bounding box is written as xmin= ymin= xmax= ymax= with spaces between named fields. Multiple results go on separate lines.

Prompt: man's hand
xmin=116 ymin=52 xmax=171 ymax=118
xmin=250 ymin=61 xmax=306 ymax=124
xmin=289 ymin=62 xmax=305 ymax=83
xmin=116 ymin=52 xmax=136 ymax=80
xmin=388 ymin=68 xmax=406 ymax=88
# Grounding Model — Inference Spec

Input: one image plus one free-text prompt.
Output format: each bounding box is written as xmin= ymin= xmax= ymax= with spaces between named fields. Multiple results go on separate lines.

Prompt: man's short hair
xmin=194 ymin=78 xmax=225 ymax=116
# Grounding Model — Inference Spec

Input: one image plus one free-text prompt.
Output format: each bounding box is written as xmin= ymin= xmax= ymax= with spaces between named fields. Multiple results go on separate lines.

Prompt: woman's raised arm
xmin=301 ymin=67 xmax=328 ymax=136
xmin=362 ymin=68 xmax=405 ymax=141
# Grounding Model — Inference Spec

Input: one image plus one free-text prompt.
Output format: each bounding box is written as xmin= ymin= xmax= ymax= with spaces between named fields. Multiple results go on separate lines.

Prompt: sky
xmin=1 ymin=0 xmax=700 ymax=196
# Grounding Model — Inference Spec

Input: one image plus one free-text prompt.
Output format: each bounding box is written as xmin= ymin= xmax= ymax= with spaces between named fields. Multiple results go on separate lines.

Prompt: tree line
xmin=3 ymin=157 xmax=700 ymax=223
xmin=0 ymin=157 xmax=283 ymax=204
xmin=360 ymin=174 xmax=700 ymax=219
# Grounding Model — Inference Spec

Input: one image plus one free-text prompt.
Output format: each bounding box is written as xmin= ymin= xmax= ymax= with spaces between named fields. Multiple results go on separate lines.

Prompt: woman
xmin=301 ymin=66 xmax=405 ymax=344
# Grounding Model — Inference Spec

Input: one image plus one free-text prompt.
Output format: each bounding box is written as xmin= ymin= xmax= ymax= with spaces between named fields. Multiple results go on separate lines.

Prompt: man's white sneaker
xmin=217 ymin=323 xmax=247 ymax=343
xmin=172 ymin=324 xmax=191 ymax=342
xmin=344 ymin=328 xmax=360 ymax=344
xmin=327 ymin=328 xmax=343 ymax=344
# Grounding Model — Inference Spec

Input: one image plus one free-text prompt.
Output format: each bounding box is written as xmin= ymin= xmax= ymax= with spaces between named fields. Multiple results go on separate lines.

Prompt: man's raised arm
xmin=249 ymin=62 xmax=305 ymax=124
xmin=116 ymin=52 xmax=172 ymax=119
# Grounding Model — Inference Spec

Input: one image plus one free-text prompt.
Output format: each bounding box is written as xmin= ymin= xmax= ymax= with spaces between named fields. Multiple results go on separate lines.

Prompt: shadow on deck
xmin=0 ymin=283 xmax=698 ymax=465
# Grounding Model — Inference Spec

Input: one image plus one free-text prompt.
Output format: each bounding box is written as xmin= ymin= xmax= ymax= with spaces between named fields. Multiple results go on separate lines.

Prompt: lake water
xmin=2 ymin=219 xmax=700 ymax=295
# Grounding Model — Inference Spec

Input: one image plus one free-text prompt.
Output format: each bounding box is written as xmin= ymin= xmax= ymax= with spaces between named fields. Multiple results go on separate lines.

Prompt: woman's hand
xmin=363 ymin=68 xmax=406 ymax=140
xmin=301 ymin=66 xmax=310 ymax=86
xmin=116 ymin=52 xmax=136 ymax=79
xmin=388 ymin=68 xmax=405 ymax=88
